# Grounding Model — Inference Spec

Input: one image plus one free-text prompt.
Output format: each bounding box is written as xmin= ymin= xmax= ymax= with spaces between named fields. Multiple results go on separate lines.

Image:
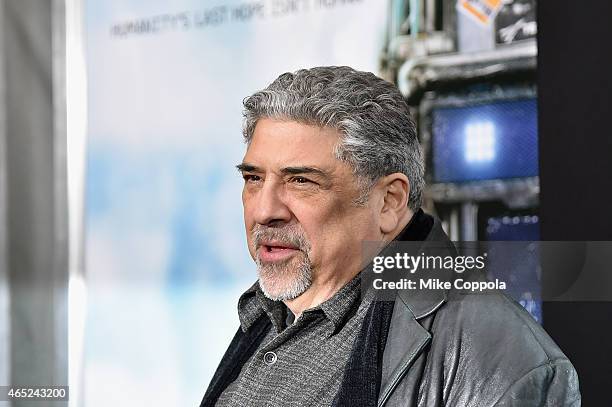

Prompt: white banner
xmin=84 ymin=0 xmax=388 ymax=405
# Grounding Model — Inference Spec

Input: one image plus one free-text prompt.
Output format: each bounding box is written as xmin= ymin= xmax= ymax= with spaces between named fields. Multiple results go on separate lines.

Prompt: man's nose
xmin=252 ymin=180 xmax=292 ymax=226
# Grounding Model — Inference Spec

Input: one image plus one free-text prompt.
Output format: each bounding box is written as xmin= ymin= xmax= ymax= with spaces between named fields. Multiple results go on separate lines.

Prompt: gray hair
xmin=242 ymin=66 xmax=424 ymax=210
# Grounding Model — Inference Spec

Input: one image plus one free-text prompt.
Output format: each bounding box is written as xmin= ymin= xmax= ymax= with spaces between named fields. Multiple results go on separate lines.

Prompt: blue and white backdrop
xmin=84 ymin=1 xmax=388 ymax=405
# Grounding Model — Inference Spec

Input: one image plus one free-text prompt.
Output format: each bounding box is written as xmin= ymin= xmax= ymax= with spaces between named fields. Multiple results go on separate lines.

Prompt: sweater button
xmin=263 ymin=351 xmax=277 ymax=365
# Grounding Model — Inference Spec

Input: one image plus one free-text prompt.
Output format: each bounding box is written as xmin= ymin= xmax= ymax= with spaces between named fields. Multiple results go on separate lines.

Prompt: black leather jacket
xmin=377 ymin=218 xmax=581 ymax=406
xmin=202 ymin=213 xmax=581 ymax=407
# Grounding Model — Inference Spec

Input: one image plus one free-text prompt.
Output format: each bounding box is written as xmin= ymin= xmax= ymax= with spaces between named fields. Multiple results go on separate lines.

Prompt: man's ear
xmin=378 ymin=173 xmax=410 ymax=234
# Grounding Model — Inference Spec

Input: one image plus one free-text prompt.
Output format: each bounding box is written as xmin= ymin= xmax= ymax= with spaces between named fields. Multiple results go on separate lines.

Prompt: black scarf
xmin=332 ymin=209 xmax=433 ymax=407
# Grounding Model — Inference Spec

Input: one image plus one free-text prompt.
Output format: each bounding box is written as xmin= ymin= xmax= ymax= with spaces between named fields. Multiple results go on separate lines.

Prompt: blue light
xmin=432 ymin=98 xmax=538 ymax=183
xmin=464 ymin=121 xmax=496 ymax=163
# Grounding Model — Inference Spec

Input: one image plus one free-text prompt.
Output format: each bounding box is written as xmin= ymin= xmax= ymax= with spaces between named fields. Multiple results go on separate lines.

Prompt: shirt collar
xmin=236 ymin=274 xmax=362 ymax=335
xmin=237 ymin=282 xmax=289 ymax=333
xmin=236 ymin=282 xmax=264 ymax=333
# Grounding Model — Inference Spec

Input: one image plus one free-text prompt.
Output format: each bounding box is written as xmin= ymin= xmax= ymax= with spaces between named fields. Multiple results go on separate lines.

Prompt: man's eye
xmin=243 ymin=174 xmax=261 ymax=183
xmin=291 ymin=176 xmax=311 ymax=184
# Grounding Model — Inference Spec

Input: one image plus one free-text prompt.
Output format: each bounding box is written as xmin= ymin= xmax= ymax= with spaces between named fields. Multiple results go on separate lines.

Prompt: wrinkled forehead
xmin=243 ymin=118 xmax=346 ymax=172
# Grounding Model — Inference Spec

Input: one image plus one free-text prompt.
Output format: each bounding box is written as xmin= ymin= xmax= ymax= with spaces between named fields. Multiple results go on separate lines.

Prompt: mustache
xmin=252 ymin=224 xmax=311 ymax=253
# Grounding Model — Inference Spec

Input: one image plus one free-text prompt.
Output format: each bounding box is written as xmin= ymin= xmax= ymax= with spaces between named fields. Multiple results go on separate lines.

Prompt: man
xmin=201 ymin=66 xmax=580 ymax=406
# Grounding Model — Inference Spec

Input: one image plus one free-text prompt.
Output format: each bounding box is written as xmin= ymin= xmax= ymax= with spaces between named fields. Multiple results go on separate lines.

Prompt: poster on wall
xmin=84 ymin=0 xmax=388 ymax=405
xmin=495 ymin=0 xmax=537 ymax=44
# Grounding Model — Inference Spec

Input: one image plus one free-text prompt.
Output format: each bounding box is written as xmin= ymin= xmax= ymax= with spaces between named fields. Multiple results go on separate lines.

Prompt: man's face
xmin=239 ymin=118 xmax=381 ymax=301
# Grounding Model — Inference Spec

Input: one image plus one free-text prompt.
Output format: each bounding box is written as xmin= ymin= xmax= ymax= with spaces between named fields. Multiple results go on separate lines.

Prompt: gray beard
xmin=256 ymin=252 xmax=313 ymax=301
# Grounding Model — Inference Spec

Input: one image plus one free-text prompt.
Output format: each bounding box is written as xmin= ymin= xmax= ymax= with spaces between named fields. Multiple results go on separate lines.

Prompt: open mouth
xmin=264 ymin=245 xmax=295 ymax=252
xmin=258 ymin=243 xmax=300 ymax=262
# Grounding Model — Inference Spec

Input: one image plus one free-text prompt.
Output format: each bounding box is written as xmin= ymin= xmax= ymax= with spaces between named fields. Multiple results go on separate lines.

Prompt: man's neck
xmin=284 ymin=278 xmax=349 ymax=319
xmin=284 ymin=209 xmax=414 ymax=318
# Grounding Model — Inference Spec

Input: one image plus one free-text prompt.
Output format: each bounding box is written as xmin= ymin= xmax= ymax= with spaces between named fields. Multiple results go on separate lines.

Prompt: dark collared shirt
xmin=216 ymin=273 xmax=368 ymax=407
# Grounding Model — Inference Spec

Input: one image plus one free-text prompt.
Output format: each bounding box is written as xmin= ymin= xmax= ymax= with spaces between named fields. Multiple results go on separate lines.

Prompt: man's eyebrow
xmin=236 ymin=163 xmax=260 ymax=173
xmin=236 ymin=163 xmax=331 ymax=178
xmin=280 ymin=166 xmax=330 ymax=178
